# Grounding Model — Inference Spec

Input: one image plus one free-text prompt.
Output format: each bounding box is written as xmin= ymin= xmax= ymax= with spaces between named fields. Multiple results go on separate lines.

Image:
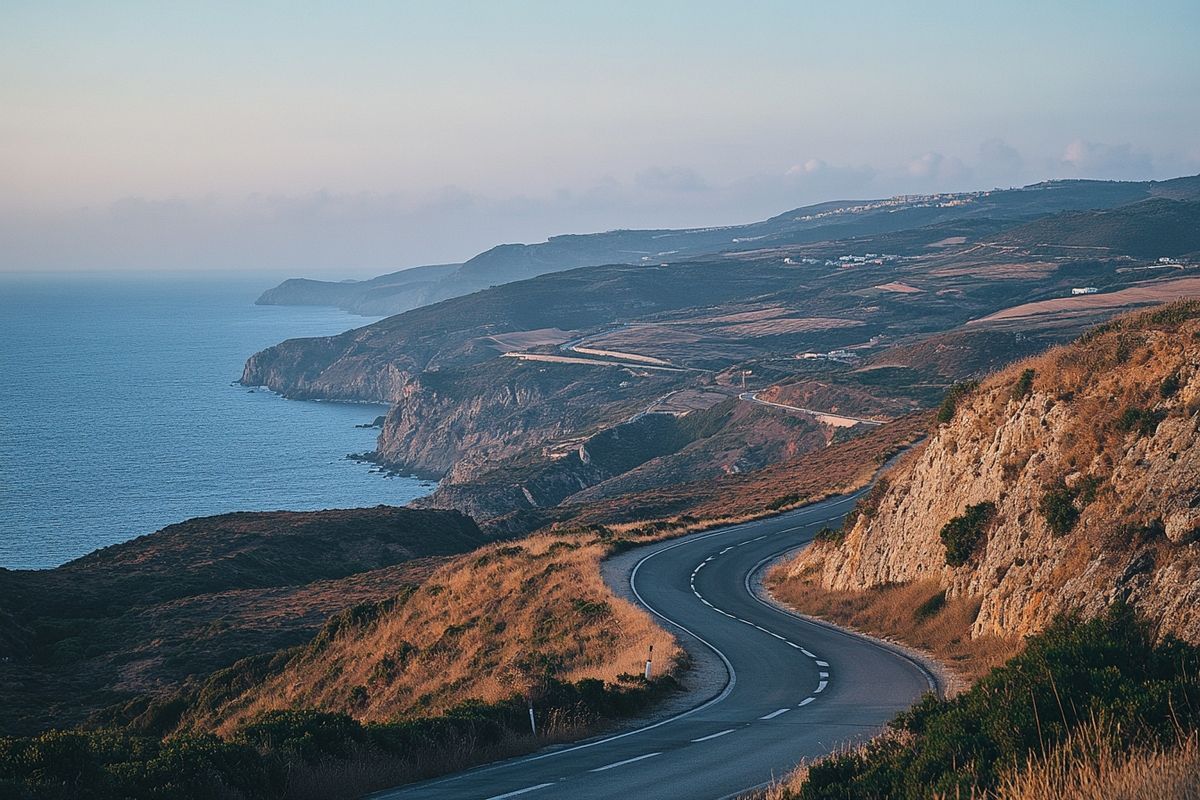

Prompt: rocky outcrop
xmin=374 ymin=359 xmax=682 ymax=480
xmin=789 ymin=302 xmax=1200 ymax=643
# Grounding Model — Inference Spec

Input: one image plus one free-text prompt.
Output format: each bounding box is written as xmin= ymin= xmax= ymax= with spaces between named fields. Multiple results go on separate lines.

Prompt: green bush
xmin=938 ymin=502 xmax=996 ymax=566
xmin=0 ymin=672 xmax=682 ymax=800
xmin=912 ymin=591 xmax=947 ymax=621
xmin=813 ymin=526 xmax=843 ymax=544
xmin=1011 ymin=368 xmax=1035 ymax=400
xmin=797 ymin=606 xmax=1200 ymax=800
xmin=1039 ymin=483 xmax=1080 ymax=536
xmin=935 ymin=381 xmax=979 ymax=425
xmin=1160 ymin=371 xmax=1182 ymax=398
xmin=1116 ymin=405 xmax=1166 ymax=436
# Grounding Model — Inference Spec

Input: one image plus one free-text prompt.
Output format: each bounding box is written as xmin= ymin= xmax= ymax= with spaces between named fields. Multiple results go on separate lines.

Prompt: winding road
xmin=370 ymin=493 xmax=934 ymax=800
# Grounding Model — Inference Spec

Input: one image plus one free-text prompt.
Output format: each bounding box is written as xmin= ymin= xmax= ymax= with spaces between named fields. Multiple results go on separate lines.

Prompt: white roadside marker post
xmin=528 ymin=701 xmax=537 ymax=736
xmin=644 ymin=644 xmax=654 ymax=680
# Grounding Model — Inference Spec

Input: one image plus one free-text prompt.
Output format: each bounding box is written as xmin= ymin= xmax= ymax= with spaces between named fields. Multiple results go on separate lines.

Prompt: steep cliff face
xmin=789 ymin=302 xmax=1200 ymax=642
xmin=373 ymin=358 xmax=681 ymax=479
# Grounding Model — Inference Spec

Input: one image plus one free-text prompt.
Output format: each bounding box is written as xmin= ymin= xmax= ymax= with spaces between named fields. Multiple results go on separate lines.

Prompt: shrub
xmin=1160 ymin=371 xmax=1182 ymax=398
xmin=813 ymin=526 xmax=843 ymax=544
xmin=939 ymin=502 xmax=996 ymax=567
xmin=1011 ymin=368 xmax=1035 ymax=400
xmin=913 ymin=591 xmax=947 ymax=621
xmin=797 ymin=606 xmax=1200 ymax=800
xmin=1039 ymin=483 xmax=1080 ymax=536
xmin=1116 ymin=406 xmax=1166 ymax=436
xmin=935 ymin=381 xmax=979 ymax=425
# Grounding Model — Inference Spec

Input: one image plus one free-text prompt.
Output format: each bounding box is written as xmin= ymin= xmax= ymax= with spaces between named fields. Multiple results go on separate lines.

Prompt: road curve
xmin=369 ymin=493 xmax=933 ymax=800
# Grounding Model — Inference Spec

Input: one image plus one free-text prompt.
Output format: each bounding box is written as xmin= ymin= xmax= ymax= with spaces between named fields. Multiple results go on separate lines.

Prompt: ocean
xmin=0 ymin=273 xmax=430 ymax=570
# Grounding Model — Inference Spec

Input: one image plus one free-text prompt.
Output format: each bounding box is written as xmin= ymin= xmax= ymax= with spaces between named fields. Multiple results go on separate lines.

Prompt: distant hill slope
xmin=0 ymin=507 xmax=488 ymax=735
xmin=994 ymin=198 xmax=1200 ymax=257
xmin=256 ymin=176 xmax=1200 ymax=316
xmin=786 ymin=301 xmax=1200 ymax=643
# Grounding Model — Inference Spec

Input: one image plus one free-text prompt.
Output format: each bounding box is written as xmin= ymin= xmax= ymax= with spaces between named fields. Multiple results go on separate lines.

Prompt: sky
xmin=2 ymin=1 xmax=1199 ymax=275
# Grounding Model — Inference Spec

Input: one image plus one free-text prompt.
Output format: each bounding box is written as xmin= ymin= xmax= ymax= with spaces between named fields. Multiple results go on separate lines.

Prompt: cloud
xmin=978 ymin=139 xmax=1023 ymax=174
xmin=1 ymin=140 xmax=1185 ymax=275
xmin=634 ymin=166 xmax=710 ymax=193
xmin=906 ymin=151 xmax=970 ymax=184
xmin=1060 ymin=138 xmax=1154 ymax=180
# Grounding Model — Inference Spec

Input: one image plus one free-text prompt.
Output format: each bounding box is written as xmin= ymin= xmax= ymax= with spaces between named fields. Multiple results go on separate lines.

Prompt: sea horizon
xmin=0 ymin=271 xmax=430 ymax=571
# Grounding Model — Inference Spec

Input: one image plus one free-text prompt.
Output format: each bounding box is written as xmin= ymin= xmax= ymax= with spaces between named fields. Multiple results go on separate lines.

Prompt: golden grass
xmin=745 ymin=717 xmax=1200 ymax=800
xmin=993 ymin=724 xmax=1200 ymax=800
xmin=195 ymin=533 xmax=681 ymax=734
xmin=767 ymin=570 xmax=1017 ymax=685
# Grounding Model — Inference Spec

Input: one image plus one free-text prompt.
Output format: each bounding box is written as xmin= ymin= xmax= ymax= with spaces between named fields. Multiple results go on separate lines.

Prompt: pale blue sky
xmin=2 ymin=1 xmax=1198 ymax=272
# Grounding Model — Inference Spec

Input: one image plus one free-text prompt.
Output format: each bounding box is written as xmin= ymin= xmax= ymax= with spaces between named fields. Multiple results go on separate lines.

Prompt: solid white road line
xmin=760 ymin=708 xmax=790 ymax=720
xmin=484 ymin=783 xmax=555 ymax=800
xmin=589 ymin=752 xmax=662 ymax=772
xmin=798 ymin=697 xmax=815 ymax=707
xmin=691 ymin=728 xmax=737 ymax=742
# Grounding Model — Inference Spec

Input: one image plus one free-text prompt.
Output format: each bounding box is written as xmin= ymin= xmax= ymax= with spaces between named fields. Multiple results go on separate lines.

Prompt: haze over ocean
xmin=0 ymin=273 xmax=429 ymax=570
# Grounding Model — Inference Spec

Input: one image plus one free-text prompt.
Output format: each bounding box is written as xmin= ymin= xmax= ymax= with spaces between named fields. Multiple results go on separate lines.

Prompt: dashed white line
xmin=760 ymin=708 xmax=790 ymax=720
xmin=589 ymin=752 xmax=662 ymax=772
xmin=691 ymin=728 xmax=736 ymax=742
xmin=815 ymin=660 xmax=829 ymax=667
xmin=787 ymin=642 xmax=802 ymax=649
xmin=798 ymin=697 xmax=815 ymax=707
xmin=801 ymin=649 xmax=816 ymax=658
xmin=815 ymin=680 xmax=828 ymax=693
xmin=484 ymin=783 xmax=555 ymax=800
xmin=819 ymin=672 xmax=829 ymax=678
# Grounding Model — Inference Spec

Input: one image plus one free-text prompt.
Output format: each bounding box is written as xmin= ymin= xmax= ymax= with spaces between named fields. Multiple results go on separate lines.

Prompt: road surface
xmin=738 ymin=391 xmax=885 ymax=428
xmin=370 ymin=493 xmax=934 ymax=800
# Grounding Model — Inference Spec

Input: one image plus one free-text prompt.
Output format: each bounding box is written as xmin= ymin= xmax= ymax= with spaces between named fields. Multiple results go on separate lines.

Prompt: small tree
xmin=936 ymin=381 xmax=979 ymax=425
xmin=1011 ymin=368 xmax=1035 ymax=400
xmin=1039 ymin=483 xmax=1080 ymax=536
xmin=939 ymin=502 xmax=997 ymax=566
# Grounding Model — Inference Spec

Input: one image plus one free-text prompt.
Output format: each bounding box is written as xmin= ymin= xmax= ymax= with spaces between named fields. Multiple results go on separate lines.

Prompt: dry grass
xmin=192 ymin=534 xmax=681 ymax=734
xmin=972 ymin=277 xmax=1200 ymax=328
xmin=282 ymin=708 xmax=598 ymax=800
xmin=553 ymin=412 xmax=929 ymax=532
xmin=993 ymin=724 xmax=1200 ymax=800
xmin=744 ymin=722 xmax=1200 ymax=800
xmin=767 ymin=571 xmax=1018 ymax=686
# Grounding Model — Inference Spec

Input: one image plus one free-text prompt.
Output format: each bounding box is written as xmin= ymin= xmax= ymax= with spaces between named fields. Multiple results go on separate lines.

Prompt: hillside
xmin=255 ymin=177 xmax=1199 ymax=317
xmin=780 ymin=301 xmax=1200 ymax=645
xmin=0 ymin=507 xmax=489 ymax=735
xmin=242 ymin=189 xmax=1200 ymax=527
xmin=995 ymin=198 xmax=1200 ymax=258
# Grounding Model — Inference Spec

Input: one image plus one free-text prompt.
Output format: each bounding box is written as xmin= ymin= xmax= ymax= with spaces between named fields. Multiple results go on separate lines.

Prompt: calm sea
xmin=0 ymin=273 xmax=429 ymax=570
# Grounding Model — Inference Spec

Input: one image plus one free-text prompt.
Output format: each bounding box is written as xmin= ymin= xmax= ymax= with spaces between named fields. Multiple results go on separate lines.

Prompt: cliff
xmin=787 ymin=301 xmax=1200 ymax=642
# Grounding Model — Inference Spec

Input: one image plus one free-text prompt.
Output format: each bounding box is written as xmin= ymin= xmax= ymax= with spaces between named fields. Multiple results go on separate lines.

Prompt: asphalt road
xmin=370 ymin=493 xmax=934 ymax=800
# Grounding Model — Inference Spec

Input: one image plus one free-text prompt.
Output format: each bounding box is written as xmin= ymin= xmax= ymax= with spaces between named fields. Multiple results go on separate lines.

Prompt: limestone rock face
xmin=788 ymin=307 xmax=1200 ymax=643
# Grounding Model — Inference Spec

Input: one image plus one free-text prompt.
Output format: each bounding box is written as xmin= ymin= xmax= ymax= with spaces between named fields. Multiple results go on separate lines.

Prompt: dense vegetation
xmin=939 ymin=502 xmax=996 ymax=566
xmin=794 ymin=606 xmax=1200 ymax=799
xmin=1010 ymin=368 xmax=1035 ymax=401
xmin=1038 ymin=482 xmax=1081 ymax=536
xmin=935 ymin=381 xmax=979 ymax=425
xmin=0 ymin=674 xmax=678 ymax=800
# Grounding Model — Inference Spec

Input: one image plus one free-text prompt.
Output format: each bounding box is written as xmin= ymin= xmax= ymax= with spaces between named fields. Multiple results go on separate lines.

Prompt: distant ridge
xmin=256 ymin=175 xmax=1200 ymax=317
